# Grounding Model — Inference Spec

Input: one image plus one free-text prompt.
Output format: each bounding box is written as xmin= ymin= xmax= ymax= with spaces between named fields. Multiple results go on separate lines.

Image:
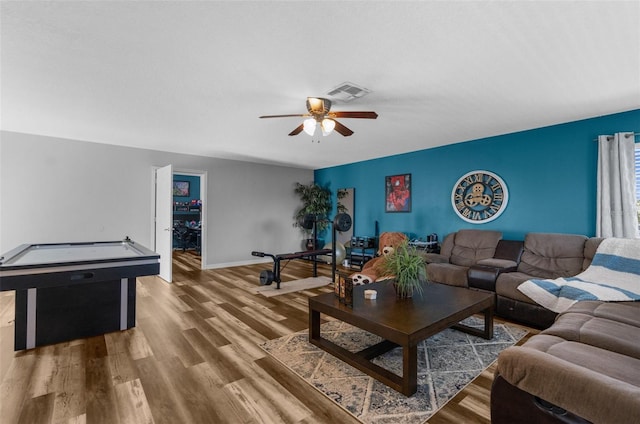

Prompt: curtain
xmin=596 ymin=132 xmax=638 ymax=238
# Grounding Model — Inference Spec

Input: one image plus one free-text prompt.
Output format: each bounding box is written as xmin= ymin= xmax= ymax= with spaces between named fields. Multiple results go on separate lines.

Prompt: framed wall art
xmin=173 ymin=181 xmax=190 ymax=197
xmin=385 ymin=174 xmax=411 ymax=212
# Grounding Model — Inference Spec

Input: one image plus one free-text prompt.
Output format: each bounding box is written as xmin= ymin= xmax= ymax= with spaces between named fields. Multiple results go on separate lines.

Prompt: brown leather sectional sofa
xmin=419 ymin=229 xmax=640 ymax=422
xmin=424 ymin=230 xmax=605 ymax=329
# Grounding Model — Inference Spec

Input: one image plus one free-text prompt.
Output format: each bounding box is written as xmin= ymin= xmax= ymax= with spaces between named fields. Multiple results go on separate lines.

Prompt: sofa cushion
xmin=426 ymin=263 xmax=469 ymax=287
xmin=420 ymin=252 xmax=449 ymax=264
xmin=541 ymin=311 xmax=640 ymax=359
xmin=517 ymin=233 xmax=588 ymax=279
xmin=498 ymin=334 xmax=640 ymax=424
xmin=476 ymin=258 xmax=518 ymax=269
xmin=449 ymin=229 xmax=502 ymax=267
xmin=562 ymin=301 xmax=640 ymax=328
xmin=439 ymin=232 xmax=455 ymax=258
xmin=495 ymin=271 xmax=538 ymax=304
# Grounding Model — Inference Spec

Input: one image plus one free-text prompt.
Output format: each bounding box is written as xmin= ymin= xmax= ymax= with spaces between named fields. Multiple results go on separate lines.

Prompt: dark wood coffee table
xmin=308 ymin=281 xmax=494 ymax=396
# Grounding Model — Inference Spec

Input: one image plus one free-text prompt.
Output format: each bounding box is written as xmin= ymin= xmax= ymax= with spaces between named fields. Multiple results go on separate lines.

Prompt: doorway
xmin=153 ymin=166 xmax=207 ymax=282
xmin=172 ymin=172 xmax=203 ymax=255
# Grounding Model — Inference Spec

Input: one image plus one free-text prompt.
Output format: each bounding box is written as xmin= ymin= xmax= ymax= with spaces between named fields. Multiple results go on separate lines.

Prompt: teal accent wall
xmin=314 ymin=109 xmax=640 ymax=241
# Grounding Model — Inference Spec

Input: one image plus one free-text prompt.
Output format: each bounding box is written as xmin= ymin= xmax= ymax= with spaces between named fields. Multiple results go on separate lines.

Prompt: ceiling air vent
xmin=326 ymin=82 xmax=371 ymax=102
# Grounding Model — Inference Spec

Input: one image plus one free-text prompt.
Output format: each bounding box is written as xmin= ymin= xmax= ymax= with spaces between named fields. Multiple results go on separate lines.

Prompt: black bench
xmin=251 ymin=248 xmax=332 ymax=289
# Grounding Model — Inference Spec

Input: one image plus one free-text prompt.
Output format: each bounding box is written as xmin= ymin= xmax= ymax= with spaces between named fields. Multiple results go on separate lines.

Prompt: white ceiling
xmin=2 ymin=1 xmax=639 ymax=170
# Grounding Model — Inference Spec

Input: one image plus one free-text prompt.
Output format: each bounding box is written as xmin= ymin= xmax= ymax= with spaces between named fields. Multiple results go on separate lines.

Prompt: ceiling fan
xmin=259 ymin=97 xmax=378 ymax=137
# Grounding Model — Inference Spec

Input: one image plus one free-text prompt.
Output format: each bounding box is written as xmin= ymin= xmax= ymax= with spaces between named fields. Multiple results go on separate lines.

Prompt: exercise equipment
xmin=251 ymin=248 xmax=332 ymax=289
xmin=331 ymin=213 xmax=352 ymax=281
xmin=322 ymin=242 xmax=346 ymax=265
xmin=252 ymin=212 xmax=352 ymax=289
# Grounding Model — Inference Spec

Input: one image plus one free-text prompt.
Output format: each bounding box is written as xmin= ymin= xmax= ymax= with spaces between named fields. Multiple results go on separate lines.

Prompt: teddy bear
xmin=350 ymin=232 xmax=408 ymax=285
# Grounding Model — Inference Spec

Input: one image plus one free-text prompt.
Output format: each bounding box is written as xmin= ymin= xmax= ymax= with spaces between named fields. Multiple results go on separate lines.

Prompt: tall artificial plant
xmin=293 ymin=182 xmax=333 ymax=236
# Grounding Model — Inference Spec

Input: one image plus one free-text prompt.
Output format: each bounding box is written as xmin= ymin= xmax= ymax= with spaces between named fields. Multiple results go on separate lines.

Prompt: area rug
xmin=253 ymin=276 xmax=332 ymax=297
xmin=259 ymin=316 xmax=527 ymax=423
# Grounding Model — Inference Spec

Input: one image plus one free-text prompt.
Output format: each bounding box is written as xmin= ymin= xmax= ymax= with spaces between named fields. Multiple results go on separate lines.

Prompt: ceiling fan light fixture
xmin=260 ymin=97 xmax=376 ymax=137
xmin=306 ymin=97 xmax=330 ymax=114
xmin=321 ymin=118 xmax=335 ymax=136
xmin=303 ymin=118 xmax=317 ymax=136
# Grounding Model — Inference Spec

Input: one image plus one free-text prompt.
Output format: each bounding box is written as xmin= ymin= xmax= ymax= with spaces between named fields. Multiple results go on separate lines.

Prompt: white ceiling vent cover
xmin=327 ymin=82 xmax=371 ymax=102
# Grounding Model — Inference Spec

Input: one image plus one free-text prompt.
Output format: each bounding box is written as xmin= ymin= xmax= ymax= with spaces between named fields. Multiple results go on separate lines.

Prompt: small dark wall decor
xmin=385 ymin=174 xmax=411 ymax=212
xmin=173 ymin=181 xmax=190 ymax=197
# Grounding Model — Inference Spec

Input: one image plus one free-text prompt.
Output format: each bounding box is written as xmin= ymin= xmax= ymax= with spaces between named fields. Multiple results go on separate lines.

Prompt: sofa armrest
xmin=497 ymin=338 xmax=640 ymax=424
xmin=468 ymin=262 xmax=517 ymax=292
xmin=491 ymin=373 xmax=591 ymax=424
xmin=467 ymin=239 xmax=522 ymax=292
xmin=468 ymin=266 xmax=502 ymax=292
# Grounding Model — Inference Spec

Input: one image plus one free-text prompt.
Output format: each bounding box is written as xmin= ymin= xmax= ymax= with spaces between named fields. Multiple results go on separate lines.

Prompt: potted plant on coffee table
xmin=381 ymin=240 xmax=427 ymax=298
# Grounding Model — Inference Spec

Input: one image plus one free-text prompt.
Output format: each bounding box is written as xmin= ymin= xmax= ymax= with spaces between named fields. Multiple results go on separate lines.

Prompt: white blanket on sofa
xmin=517 ymin=238 xmax=640 ymax=313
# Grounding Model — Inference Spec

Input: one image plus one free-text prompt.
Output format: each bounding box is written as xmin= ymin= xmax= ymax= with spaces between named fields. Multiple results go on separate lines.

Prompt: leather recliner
xmin=422 ymin=229 xmax=503 ymax=287
xmin=494 ymin=233 xmax=604 ymax=328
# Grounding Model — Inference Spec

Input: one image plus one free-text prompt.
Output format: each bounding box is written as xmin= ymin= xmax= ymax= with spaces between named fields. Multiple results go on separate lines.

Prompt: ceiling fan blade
xmin=288 ymin=124 xmax=304 ymax=136
xmin=333 ymin=120 xmax=354 ymax=137
xmin=259 ymin=114 xmax=307 ymax=119
xmin=329 ymin=111 xmax=378 ymax=119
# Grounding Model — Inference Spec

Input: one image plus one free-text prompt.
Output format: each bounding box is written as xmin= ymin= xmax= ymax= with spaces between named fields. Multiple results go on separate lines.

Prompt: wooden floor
xmin=0 ymin=251 xmax=536 ymax=424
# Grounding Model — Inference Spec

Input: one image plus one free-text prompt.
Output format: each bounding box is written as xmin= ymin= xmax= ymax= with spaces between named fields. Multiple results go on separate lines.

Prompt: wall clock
xmin=451 ymin=170 xmax=509 ymax=223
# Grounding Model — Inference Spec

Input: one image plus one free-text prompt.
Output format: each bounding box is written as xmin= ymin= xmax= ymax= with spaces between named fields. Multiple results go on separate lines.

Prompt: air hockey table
xmin=0 ymin=238 xmax=160 ymax=350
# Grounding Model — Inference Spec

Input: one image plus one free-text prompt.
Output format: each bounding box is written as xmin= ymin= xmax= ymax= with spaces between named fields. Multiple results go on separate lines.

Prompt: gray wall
xmin=0 ymin=131 xmax=313 ymax=268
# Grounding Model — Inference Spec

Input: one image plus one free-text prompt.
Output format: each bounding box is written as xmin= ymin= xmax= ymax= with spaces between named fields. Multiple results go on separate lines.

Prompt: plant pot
xmin=304 ymin=238 xmax=325 ymax=251
xmin=393 ymin=282 xmax=414 ymax=299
